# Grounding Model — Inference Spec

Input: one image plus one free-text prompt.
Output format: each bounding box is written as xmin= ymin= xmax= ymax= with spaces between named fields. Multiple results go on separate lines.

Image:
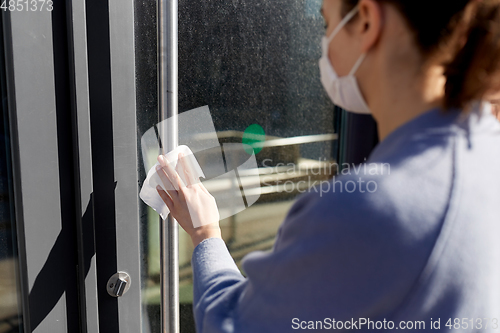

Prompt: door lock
xmin=107 ymin=272 xmax=131 ymax=297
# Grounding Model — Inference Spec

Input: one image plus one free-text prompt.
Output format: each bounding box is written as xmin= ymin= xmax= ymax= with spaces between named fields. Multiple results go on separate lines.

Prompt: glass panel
xmin=0 ymin=16 xmax=23 ymax=332
xmin=134 ymin=0 xmax=336 ymax=331
xmin=133 ymin=0 xmax=162 ymax=331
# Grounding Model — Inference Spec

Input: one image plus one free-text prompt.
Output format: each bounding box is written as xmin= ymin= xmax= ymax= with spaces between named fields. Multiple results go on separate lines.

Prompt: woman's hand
xmin=155 ymin=152 xmax=221 ymax=247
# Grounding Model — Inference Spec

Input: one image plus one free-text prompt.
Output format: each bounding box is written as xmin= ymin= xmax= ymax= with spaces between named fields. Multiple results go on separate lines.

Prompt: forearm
xmin=191 ymin=237 xmax=245 ymax=332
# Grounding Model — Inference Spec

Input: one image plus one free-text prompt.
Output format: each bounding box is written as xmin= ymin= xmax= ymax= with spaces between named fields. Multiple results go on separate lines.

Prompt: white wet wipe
xmin=139 ymin=145 xmax=205 ymax=220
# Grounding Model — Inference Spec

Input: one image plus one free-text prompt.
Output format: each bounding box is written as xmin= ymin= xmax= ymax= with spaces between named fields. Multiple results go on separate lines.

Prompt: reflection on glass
xmin=135 ymin=0 xmax=336 ymax=331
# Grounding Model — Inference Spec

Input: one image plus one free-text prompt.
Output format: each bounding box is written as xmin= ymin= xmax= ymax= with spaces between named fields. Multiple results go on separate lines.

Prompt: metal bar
xmin=256 ymin=134 xmax=338 ymax=148
xmin=158 ymin=0 xmax=179 ymax=330
xmin=191 ymin=132 xmax=338 ymax=147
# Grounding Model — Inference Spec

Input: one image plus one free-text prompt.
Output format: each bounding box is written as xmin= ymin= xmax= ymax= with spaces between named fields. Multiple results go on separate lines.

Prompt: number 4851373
xmin=0 ymin=0 xmax=54 ymax=11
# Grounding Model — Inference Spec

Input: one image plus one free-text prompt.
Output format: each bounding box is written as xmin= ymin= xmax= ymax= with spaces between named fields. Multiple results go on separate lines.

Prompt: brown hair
xmin=342 ymin=0 xmax=500 ymax=110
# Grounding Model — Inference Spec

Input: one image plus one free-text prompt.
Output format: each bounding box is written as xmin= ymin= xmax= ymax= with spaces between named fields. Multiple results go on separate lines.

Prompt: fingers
xmin=158 ymin=154 xmax=185 ymax=190
xmin=198 ymin=180 xmax=210 ymax=195
xmin=155 ymin=164 xmax=179 ymax=201
xmin=178 ymin=152 xmax=198 ymax=186
xmin=156 ymin=185 xmax=174 ymax=210
xmin=179 ymin=152 xmax=210 ymax=195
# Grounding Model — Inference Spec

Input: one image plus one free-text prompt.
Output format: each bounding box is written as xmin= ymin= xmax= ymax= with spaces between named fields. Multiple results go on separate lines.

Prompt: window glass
xmin=135 ymin=0 xmax=337 ymax=331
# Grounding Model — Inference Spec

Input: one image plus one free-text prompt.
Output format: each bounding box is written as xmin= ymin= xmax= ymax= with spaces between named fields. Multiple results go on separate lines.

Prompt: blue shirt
xmin=191 ymin=103 xmax=500 ymax=332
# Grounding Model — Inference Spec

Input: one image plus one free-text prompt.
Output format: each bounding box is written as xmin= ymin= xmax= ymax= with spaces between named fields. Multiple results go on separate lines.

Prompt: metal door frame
xmin=2 ymin=3 xmax=87 ymax=332
xmin=2 ymin=0 xmax=158 ymax=331
xmin=86 ymin=0 xmax=144 ymax=331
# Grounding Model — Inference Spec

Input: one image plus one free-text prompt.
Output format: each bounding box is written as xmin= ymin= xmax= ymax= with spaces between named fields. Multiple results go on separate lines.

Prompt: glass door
xmin=1 ymin=0 xmax=370 ymax=331
xmin=135 ymin=0 xmax=340 ymax=331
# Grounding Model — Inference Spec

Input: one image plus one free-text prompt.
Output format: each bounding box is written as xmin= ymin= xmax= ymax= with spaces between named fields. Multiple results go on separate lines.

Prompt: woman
xmin=156 ymin=0 xmax=500 ymax=331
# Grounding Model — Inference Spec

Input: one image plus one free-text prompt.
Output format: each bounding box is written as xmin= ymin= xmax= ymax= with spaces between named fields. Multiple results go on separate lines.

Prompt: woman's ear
xmin=357 ymin=0 xmax=383 ymax=53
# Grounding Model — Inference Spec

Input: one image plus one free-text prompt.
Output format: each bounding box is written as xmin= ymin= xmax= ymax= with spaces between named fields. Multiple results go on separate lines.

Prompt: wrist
xmin=190 ymin=226 xmax=222 ymax=247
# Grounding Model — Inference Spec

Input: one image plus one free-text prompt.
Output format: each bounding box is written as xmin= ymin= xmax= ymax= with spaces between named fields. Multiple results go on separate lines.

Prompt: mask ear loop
xmin=349 ymin=53 xmax=367 ymax=76
xmin=326 ymin=5 xmax=360 ymax=44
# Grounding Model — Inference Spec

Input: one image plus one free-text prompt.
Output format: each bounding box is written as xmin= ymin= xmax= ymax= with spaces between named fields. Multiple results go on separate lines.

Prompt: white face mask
xmin=319 ymin=6 xmax=371 ymax=114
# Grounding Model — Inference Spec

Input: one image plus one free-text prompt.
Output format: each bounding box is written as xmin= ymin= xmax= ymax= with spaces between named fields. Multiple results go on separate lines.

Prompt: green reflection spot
xmin=242 ymin=124 xmax=266 ymax=155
